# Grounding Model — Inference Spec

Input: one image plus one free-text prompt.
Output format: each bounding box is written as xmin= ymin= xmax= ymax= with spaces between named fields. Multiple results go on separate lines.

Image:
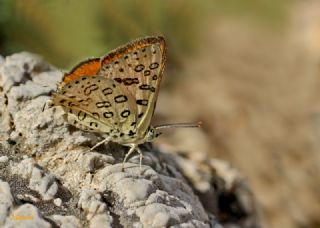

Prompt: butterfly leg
xmin=136 ymin=146 xmax=144 ymax=172
xmin=122 ymin=144 xmax=138 ymax=170
xmin=90 ymin=137 xmax=110 ymax=151
xmin=122 ymin=144 xmax=144 ymax=171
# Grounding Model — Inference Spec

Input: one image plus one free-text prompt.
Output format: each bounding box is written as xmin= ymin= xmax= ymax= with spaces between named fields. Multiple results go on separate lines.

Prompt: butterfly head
xmin=145 ymin=126 xmax=162 ymax=142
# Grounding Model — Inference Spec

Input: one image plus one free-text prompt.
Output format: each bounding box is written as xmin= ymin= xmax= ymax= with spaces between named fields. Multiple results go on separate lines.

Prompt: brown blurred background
xmin=1 ymin=0 xmax=320 ymax=227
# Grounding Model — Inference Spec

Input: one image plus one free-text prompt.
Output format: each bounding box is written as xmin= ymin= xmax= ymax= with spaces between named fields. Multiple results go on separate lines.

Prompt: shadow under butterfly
xmin=45 ymin=36 xmax=200 ymax=170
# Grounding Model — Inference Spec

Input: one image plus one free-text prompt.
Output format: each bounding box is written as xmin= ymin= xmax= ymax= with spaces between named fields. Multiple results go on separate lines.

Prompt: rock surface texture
xmin=0 ymin=53 xmax=261 ymax=227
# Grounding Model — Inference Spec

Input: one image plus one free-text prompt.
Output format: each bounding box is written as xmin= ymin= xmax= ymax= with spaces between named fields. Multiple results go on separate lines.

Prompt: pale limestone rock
xmin=0 ymin=156 xmax=9 ymax=163
xmin=29 ymin=167 xmax=58 ymax=201
xmin=53 ymin=198 xmax=62 ymax=207
xmin=10 ymin=158 xmax=35 ymax=179
xmin=50 ymin=215 xmax=81 ymax=228
xmin=5 ymin=204 xmax=51 ymax=228
xmin=89 ymin=214 xmax=113 ymax=228
xmin=78 ymin=189 xmax=107 ymax=220
xmin=0 ymin=180 xmax=14 ymax=225
xmin=0 ymin=52 xmax=260 ymax=227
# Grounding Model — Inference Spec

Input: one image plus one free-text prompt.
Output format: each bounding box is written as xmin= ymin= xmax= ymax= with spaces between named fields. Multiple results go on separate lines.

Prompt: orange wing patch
xmin=101 ymin=37 xmax=165 ymax=66
xmin=61 ymin=58 xmax=101 ymax=87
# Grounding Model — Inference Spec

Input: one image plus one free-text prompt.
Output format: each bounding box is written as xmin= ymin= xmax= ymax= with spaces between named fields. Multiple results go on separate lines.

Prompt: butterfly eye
xmin=149 ymin=128 xmax=155 ymax=134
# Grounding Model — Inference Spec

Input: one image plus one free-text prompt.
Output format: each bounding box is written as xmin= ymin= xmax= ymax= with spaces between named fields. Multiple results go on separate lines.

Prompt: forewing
xmin=98 ymin=36 xmax=166 ymax=135
xmin=52 ymin=76 xmax=137 ymax=136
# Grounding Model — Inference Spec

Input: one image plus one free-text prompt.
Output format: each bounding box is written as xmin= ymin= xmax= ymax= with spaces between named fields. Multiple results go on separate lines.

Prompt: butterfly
xmin=48 ymin=36 xmax=199 ymax=169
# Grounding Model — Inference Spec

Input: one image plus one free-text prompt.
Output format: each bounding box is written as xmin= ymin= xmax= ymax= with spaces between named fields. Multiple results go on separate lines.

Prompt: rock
xmin=81 ymin=152 xmax=115 ymax=173
xmin=53 ymin=198 xmax=62 ymax=207
xmin=50 ymin=215 xmax=81 ymax=228
xmin=90 ymin=214 xmax=113 ymax=228
xmin=0 ymin=180 xmax=14 ymax=225
xmin=29 ymin=167 xmax=59 ymax=201
xmin=10 ymin=157 xmax=36 ymax=179
xmin=5 ymin=204 xmax=51 ymax=227
xmin=0 ymin=52 xmax=53 ymax=93
xmin=78 ymin=189 xmax=108 ymax=220
xmin=0 ymin=156 xmax=8 ymax=163
xmin=0 ymin=52 xmax=261 ymax=227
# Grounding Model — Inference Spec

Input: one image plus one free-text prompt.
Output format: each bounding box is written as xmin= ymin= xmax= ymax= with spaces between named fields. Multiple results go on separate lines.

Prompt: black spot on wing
xmin=84 ymin=84 xmax=99 ymax=96
xmin=144 ymin=70 xmax=151 ymax=76
xmin=123 ymin=78 xmax=139 ymax=86
xmin=78 ymin=111 xmax=87 ymax=121
xmin=96 ymin=101 xmax=111 ymax=108
xmin=103 ymin=112 xmax=114 ymax=118
xmin=114 ymin=95 xmax=128 ymax=103
xmin=134 ymin=64 xmax=145 ymax=72
xmin=128 ymin=130 xmax=135 ymax=136
xmin=136 ymin=99 xmax=148 ymax=106
xmin=149 ymin=62 xmax=159 ymax=69
xmin=120 ymin=110 xmax=130 ymax=118
xmin=90 ymin=122 xmax=98 ymax=128
xmin=139 ymin=84 xmax=155 ymax=92
xmin=102 ymin=88 xmax=113 ymax=96
xmin=114 ymin=78 xmax=122 ymax=83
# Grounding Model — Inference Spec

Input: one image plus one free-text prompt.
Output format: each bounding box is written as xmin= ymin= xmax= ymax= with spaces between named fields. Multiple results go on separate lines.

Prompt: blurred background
xmin=1 ymin=0 xmax=320 ymax=227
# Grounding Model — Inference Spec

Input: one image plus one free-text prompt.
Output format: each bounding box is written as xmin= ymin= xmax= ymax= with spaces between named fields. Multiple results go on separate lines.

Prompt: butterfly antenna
xmin=154 ymin=122 xmax=202 ymax=130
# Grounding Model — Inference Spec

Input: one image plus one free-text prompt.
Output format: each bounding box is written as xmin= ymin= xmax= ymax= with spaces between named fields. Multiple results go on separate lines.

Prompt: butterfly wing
xmin=52 ymin=76 xmax=137 ymax=139
xmin=98 ymin=36 xmax=166 ymax=136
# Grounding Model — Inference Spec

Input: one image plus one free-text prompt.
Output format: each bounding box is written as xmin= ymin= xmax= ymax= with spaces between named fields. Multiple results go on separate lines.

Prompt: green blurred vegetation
xmin=0 ymin=0 xmax=292 ymax=70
